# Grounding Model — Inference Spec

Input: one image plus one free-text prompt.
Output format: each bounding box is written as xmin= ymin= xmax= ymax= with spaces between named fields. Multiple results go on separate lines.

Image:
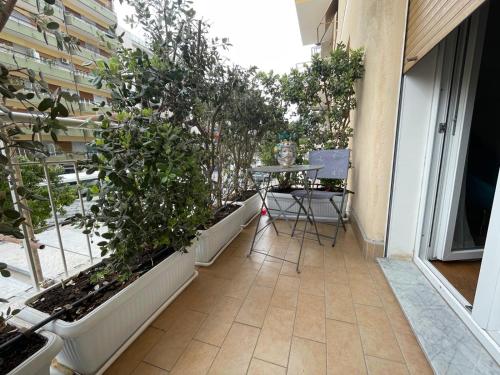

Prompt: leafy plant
xmin=281 ymin=43 xmax=364 ymax=151
xmin=0 ymin=158 xmax=76 ymax=231
xmin=70 ymin=0 xmax=215 ymax=277
xmin=76 ymin=116 xmax=210 ymax=278
xmin=224 ymin=70 xmax=288 ymax=197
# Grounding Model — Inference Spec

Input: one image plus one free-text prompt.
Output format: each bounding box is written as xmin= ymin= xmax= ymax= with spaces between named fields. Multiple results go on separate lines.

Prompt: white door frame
xmin=426 ymin=13 xmax=486 ymax=261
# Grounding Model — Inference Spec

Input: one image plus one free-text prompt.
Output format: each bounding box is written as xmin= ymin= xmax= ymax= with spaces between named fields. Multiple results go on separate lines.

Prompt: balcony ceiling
xmin=294 ymin=0 xmax=332 ymax=45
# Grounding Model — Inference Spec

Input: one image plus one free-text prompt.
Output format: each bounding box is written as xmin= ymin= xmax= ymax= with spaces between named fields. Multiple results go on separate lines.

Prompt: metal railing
xmin=1 ymin=112 xmax=100 ymax=291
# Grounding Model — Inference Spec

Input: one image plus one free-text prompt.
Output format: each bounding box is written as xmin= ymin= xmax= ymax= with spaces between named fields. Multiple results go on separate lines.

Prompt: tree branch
xmin=0 ymin=0 xmax=16 ymax=33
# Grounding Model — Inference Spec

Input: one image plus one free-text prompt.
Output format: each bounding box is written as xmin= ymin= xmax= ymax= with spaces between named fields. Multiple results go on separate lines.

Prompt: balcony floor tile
xmin=106 ymin=220 xmax=430 ymax=375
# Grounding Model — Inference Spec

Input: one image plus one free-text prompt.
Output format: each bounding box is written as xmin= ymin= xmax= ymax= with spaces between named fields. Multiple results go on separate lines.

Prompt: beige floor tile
xmin=224 ymin=272 xmax=256 ymax=300
xmin=208 ymin=323 xmax=260 ymax=375
xmin=288 ymin=337 xmax=327 ymax=375
xmin=170 ymin=340 xmax=219 ymax=375
xmin=364 ymin=356 xmax=409 ymax=375
xmin=180 ymin=277 xmax=230 ymax=314
xmin=395 ymin=332 xmax=434 ymax=375
xmin=194 ymin=314 xmax=233 ymax=347
xmin=325 ymin=282 xmax=356 ymax=323
xmin=247 ymin=358 xmax=286 ymax=375
xmin=285 ymin=246 xmax=300 ymax=263
xmin=303 ymin=246 xmax=325 ymax=268
xmin=106 ymin=327 xmax=164 ymax=375
xmin=112 ymin=226 xmax=431 ymax=375
xmin=281 ymin=261 xmax=300 ymax=276
xmin=152 ymin=301 xmax=186 ymax=332
xmin=349 ymin=279 xmax=382 ymax=307
xmin=326 ymin=319 xmax=366 ymax=375
xmin=254 ymin=307 xmax=295 ymax=367
xmin=384 ymin=301 xmax=414 ymax=335
xmin=144 ymin=310 xmax=207 ymax=371
xmin=209 ymin=295 xmax=242 ymax=320
xmin=271 ymin=275 xmax=300 ymax=310
xmin=324 ymin=250 xmax=346 ymax=271
xmin=325 ymin=267 xmax=349 ymax=285
xmin=294 ymin=293 xmax=326 ymax=343
xmin=299 ymin=266 xmax=325 ymax=297
xmin=131 ymin=362 xmax=169 ymax=375
xmin=255 ymin=261 xmax=281 ymax=288
xmin=355 ymin=304 xmax=404 ymax=363
xmin=235 ymin=284 xmax=274 ymax=328
xmin=268 ymin=244 xmax=288 ymax=259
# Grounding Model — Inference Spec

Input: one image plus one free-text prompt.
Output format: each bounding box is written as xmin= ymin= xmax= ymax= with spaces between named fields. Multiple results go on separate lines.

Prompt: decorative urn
xmin=275 ymin=141 xmax=297 ymax=167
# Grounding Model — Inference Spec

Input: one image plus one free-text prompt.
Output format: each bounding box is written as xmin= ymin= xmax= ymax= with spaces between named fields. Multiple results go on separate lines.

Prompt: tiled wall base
xmin=378 ymin=258 xmax=500 ymax=374
xmin=350 ymin=214 xmax=384 ymax=259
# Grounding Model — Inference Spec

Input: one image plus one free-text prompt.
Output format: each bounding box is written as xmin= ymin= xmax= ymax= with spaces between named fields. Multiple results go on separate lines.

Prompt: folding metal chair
xmin=290 ymin=149 xmax=350 ymax=247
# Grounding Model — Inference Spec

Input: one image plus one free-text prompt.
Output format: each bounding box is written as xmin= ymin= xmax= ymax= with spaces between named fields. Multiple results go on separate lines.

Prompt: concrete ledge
xmin=378 ymin=258 xmax=500 ymax=374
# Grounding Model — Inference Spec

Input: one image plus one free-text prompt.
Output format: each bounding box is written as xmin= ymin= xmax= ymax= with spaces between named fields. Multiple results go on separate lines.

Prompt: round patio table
xmin=248 ymin=164 xmax=323 ymax=272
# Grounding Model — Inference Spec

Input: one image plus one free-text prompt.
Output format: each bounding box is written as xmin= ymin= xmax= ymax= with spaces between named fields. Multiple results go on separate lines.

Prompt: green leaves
xmin=0 ymin=262 xmax=10 ymax=278
xmin=280 ymin=43 xmax=364 ymax=151
xmin=46 ymin=21 xmax=59 ymax=30
xmin=38 ymin=98 xmax=54 ymax=112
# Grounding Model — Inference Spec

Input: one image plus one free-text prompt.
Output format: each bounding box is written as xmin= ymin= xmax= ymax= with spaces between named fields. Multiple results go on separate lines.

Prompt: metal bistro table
xmin=248 ymin=164 xmax=323 ymax=272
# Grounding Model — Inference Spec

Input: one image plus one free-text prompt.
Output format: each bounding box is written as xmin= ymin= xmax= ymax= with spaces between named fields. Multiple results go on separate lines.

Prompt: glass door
xmin=421 ymin=12 xmax=487 ymax=263
xmin=473 ymin=171 xmax=500 ymax=345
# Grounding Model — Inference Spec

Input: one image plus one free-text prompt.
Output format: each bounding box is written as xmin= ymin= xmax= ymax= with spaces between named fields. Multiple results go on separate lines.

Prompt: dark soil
xmin=233 ymin=190 xmax=258 ymax=202
xmin=270 ymin=186 xmax=343 ymax=194
xmin=28 ymin=247 xmax=176 ymax=323
xmin=204 ymin=203 xmax=241 ymax=228
xmin=270 ymin=186 xmax=298 ymax=194
xmin=0 ymin=324 xmax=47 ymax=374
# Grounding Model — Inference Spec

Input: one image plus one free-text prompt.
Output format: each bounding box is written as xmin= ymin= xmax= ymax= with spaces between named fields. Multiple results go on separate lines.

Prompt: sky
xmin=112 ymin=0 xmax=312 ymax=74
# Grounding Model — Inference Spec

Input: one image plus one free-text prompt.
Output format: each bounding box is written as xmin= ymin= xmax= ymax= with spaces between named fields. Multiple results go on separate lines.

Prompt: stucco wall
xmin=337 ymin=0 xmax=408 ymax=244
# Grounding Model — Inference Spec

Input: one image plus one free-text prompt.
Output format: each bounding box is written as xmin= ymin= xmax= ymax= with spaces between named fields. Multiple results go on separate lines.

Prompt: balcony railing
xmin=0 ymin=47 xmax=76 ymax=82
xmin=64 ymin=14 xmax=119 ymax=51
xmin=64 ymin=0 xmax=116 ymax=25
xmin=18 ymin=0 xmax=64 ymax=20
xmin=6 ymin=16 xmax=112 ymax=63
xmin=0 ymin=47 xmax=112 ymax=98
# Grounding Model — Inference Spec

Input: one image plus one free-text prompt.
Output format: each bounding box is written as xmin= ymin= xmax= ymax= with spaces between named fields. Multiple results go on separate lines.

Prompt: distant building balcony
xmin=65 ymin=14 xmax=120 ymax=50
xmin=0 ymin=46 xmax=76 ymax=82
xmin=18 ymin=0 xmax=64 ymax=20
xmin=63 ymin=0 xmax=116 ymax=27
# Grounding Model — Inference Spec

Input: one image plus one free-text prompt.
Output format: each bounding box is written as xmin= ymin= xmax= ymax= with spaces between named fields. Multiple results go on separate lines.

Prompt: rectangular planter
xmin=17 ymin=247 xmax=197 ymax=374
xmin=238 ymin=193 xmax=261 ymax=227
xmin=195 ymin=203 xmax=245 ymax=265
xmin=267 ymin=191 xmax=347 ymax=222
xmin=8 ymin=326 xmax=62 ymax=375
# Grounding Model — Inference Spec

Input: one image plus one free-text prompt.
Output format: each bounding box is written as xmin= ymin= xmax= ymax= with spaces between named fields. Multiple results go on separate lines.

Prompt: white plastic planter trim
xmin=267 ymin=192 xmax=347 ymax=222
xmin=8 ymin=323 xmax=62 ymax=375
xmin=195 ymin=203 xmax=245 ymax=265
xmin=18 ymin=247 xmax=196 ymax=375
xmin=238 ymin=192 xmax=261 ymax=227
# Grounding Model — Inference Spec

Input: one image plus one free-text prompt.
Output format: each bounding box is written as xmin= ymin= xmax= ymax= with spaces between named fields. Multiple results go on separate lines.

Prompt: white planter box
xmin=195 ymin=203 xmax=244 ymax=265
xmin=238 ymin=193 xmax=261 ymax=227
xmin=18 ymin=247 xmax=196 ymax=374
xmin=8 ymin=327 xmax=62 ymax=375
xmin=267 ymin=191 xmax=347 ymax=222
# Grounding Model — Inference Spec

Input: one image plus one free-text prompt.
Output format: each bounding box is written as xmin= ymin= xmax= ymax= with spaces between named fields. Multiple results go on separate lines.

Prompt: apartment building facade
xmin=296 ymin=0 xmax=500 ymax=368
xmin=0 ymin=0 xmax=117 ymax=157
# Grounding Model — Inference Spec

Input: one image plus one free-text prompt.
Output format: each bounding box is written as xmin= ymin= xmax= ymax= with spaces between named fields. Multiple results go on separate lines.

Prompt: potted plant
xmin=16 ymin=1 xmax=211 ymax=373
xmin=189 ymin=64 xmax=246 ymax=265
xmin=263 ymin=45 xmax=364 ymax=222
xmin=225 ymin=71 xmax=288 ymax=227
xmin=17 ymin=116 xmax=209 ymax=373
xmin=0 ymin=307 xmax=63 ymax=375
